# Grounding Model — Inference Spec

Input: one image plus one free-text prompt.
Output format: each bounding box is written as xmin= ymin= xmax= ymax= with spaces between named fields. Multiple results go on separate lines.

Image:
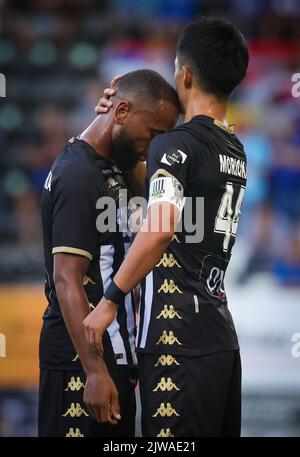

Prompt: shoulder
xmin=148 ymin=128 xmax=195 ymax=167
xmin=150 ymin=127 xmax=192 ymax=150
xmin=51 ymin=142 xmax=103 ymax=195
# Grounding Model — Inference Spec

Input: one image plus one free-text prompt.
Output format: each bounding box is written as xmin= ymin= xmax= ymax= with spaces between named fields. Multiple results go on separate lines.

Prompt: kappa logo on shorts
xmin=64 ymin=376 xmax=85 ymax=392
xmin=156 ymin=330 xmax=182 ymax=346
xmin=156 ymin=305 xmax=182 ymax=320
xmin=158 ymin=279 xmax=183 ymax=294
xmin=65 ymin=427 xmax=84 ymax=437
xmin=157 ymin=428 xmax=174 ymax=437
xmin=62 ymin=403 xmax=89 ymax=418
xmin=154 ymin=355 xmax=180 ymax=367
xmin=153 ymin=377 xmax=180 ymax=392
xmin=153 ymin=402 xmax=180 ymax=418
xmin=156 ymin=253 xmax=182 ymax=268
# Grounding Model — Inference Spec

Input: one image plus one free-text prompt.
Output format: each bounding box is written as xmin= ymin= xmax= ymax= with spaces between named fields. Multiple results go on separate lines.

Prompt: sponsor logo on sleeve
xmin=161 ymin=148 xmax=187 ymax=167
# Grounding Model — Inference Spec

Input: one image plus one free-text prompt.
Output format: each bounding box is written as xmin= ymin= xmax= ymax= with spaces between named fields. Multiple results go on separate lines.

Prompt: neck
xmin=79 ymin=116 xmax=112 ymax=160
xmin=184 ymin=88 xmax=228 ymax=126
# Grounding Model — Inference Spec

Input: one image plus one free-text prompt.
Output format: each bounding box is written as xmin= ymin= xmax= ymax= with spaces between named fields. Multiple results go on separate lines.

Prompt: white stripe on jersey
xmin=139 ymin=271 xmax=153 ymax=349
xmin=100 ymin=244 xmax=128 ymax=365
xmin=124 ymin=242 xmax=137 ymax=365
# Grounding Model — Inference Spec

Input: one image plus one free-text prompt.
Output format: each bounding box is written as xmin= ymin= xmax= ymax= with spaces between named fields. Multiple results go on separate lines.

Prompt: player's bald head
xmin=114 ymin=69 xmax=180 ymax=112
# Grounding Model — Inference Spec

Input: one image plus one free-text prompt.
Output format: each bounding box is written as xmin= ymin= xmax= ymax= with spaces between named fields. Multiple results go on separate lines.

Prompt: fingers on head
xmin=104 ymin=88 xmax=114 ymax=97
xmin=111 ymin=75 xmax=122 ymax=87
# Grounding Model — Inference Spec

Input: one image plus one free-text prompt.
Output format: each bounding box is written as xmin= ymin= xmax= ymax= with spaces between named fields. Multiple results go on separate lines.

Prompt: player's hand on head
xmin=95 ymin=74 xmax=122 ymax=115
xmin=84 ymin=366 xmax=121 ymax=425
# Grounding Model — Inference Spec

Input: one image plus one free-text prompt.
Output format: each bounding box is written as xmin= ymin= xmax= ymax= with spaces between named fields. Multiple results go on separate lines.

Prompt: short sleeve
xmin=51 ymin=162 xmax=100 ymax=261
xmin=146 ymin=132 xmax=190 ymax=212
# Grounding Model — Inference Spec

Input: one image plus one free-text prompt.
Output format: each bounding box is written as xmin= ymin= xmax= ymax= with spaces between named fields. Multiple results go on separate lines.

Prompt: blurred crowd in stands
xmin=0 ymin=0 xmax=300 ymax=284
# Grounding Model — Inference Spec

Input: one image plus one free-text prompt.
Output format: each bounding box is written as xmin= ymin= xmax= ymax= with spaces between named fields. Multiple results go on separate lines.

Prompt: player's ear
xmin=182 ymin=66 xmax=192 ymax=89
xmin=114 ymin=100 xmax=131 ymax=124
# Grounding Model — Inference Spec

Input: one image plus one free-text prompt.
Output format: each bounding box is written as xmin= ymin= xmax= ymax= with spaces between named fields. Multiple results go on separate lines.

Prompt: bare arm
xmin=54 ymin=253 xmax=100 ymax=369
xmin=53 ymin=253 xmax=120 ymax=424
xmin=83 ymin=202 xmax=179 ymax=351
xmin=114 ymin=202 xmax=178 ymax=291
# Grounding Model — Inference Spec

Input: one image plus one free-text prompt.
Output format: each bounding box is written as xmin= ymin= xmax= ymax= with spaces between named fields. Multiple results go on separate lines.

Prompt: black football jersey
xmin=40 ymin=137 xmax=136 ymax=371
xmin=137 ymin=115 xmax=247 ymax=356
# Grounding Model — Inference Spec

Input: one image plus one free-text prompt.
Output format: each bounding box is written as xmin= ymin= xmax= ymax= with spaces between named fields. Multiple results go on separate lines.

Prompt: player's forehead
xmin=145 ymin=99 xmax=178 ymax=129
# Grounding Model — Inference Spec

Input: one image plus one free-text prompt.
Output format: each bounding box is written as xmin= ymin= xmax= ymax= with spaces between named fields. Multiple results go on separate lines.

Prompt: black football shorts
xmin=38 ymin=368 xmax=137 ymax=437
xmin=138 ymin=350 xmax=241 ymax=437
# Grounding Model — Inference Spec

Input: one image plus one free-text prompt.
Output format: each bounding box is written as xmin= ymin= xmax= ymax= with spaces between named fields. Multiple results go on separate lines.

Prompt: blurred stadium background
xmin=0 ymin=0 xmax=300 ymax=437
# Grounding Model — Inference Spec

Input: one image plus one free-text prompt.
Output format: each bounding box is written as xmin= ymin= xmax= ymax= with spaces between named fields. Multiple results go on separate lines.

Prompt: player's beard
xmin=112 ymin=129 xmax=140 ymax=172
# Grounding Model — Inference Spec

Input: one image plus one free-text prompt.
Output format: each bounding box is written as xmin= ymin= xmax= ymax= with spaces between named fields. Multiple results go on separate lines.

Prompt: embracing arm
xmin=83 ymin=127 xmax=188 ymax=353
xmin=83 ymin=202 xmax=179 ymax=350
xmin=114 ymin=202 xmax=178 ymax=291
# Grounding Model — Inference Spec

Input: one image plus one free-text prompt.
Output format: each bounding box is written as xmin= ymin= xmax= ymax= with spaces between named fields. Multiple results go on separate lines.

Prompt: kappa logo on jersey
xmin=157 ymin=428 xmax=174 ymax=437
xmin=64 ymin=376 xmax=85 ymax=392
xmin=107 ymin=177 xmax=119 ymax=188
xmin=158 ymin=279 xmax=183 ymax=294
xmin=44 ymin=171 xmax=52 ymax=192
xmin=153 ymin=377 xmax=180 ymax=392
xmin=206 ymin=267 xmax=227 ymax=301
xmin=65 ymin=427 xmax=84 ymax=437
xmin=156 ymin=253 xmax=182 ymax=268
xmin=154 ymin=354 xmax=180 ymax=366
xmin=72 ymin=353 xmax=79 ymax=362
xmin=156 ymin=330 xmax=182 ymax=346
xmin=171 ymin=234 xmax=180 ymax=243
xmin=156 ymin=305 xmax=182 ymax=320
xmin=83 ymin=275 xmax=96 ymax=286
xmin=161 ymin=148 xmax=187 ymax=167
xmin=62 ymin=403 xmax=89 ymax=418
xmin=153 ymin=402 xmax=180 ymax=418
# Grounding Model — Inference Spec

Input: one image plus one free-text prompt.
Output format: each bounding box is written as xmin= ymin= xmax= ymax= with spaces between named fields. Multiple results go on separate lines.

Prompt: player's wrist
xmin=85 ymin=355 xmax=108 ymax=376
xmin=104 ymin=279 xmax=126 ymax=307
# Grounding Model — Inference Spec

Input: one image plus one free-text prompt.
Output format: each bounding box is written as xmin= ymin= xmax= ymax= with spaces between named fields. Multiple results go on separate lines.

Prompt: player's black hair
xmin=176 ymin=16 xmax=249 ymax=99
xmin=115 ymin=69 xmax=180 ymax=110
